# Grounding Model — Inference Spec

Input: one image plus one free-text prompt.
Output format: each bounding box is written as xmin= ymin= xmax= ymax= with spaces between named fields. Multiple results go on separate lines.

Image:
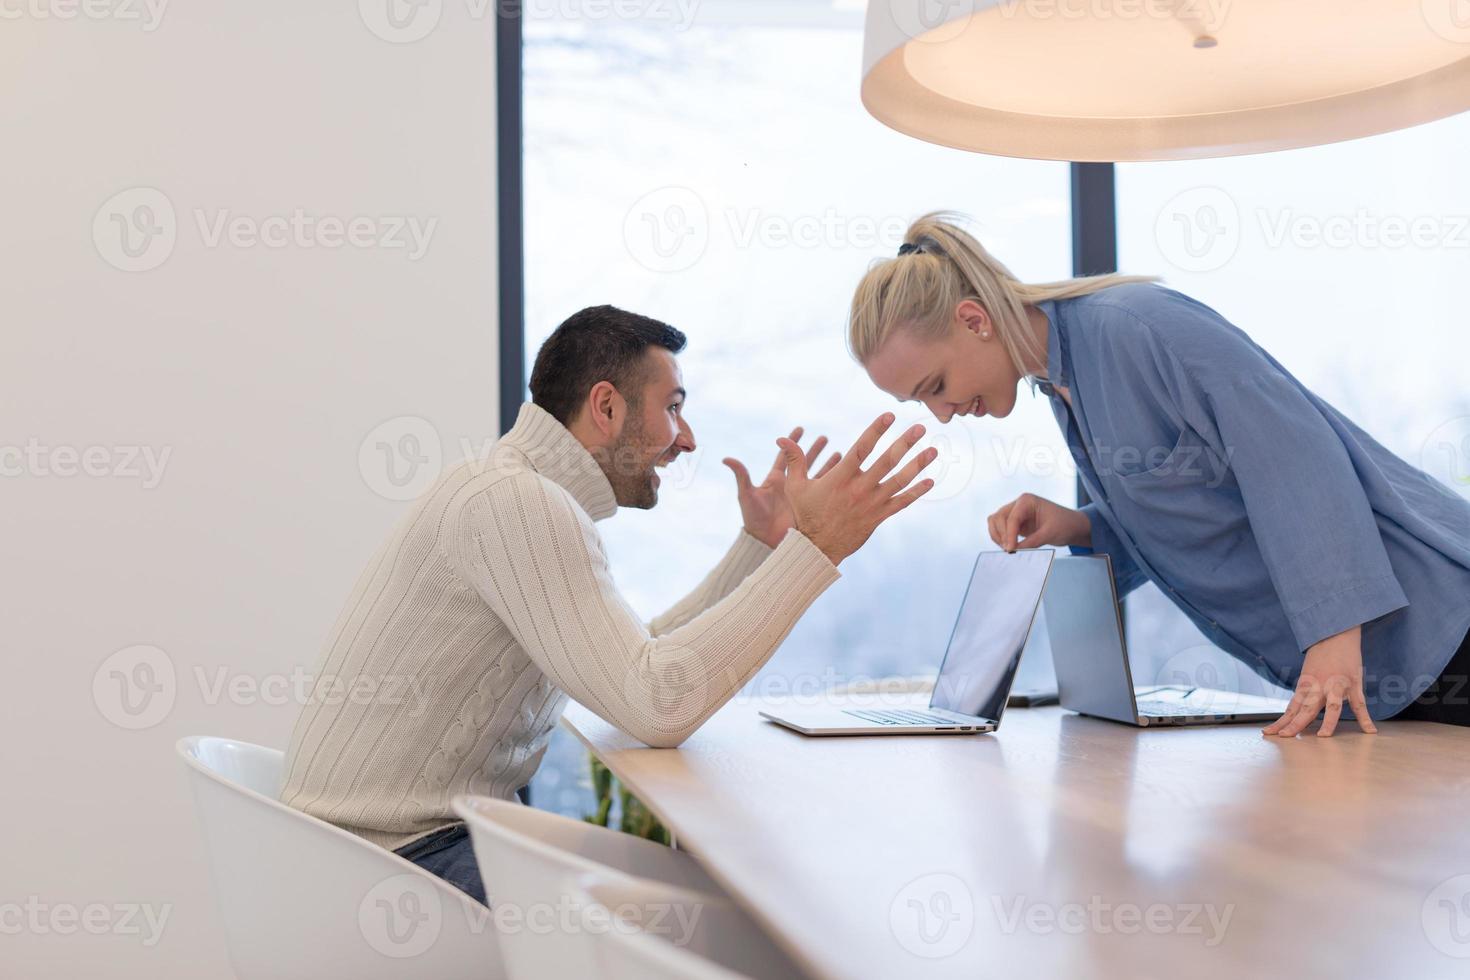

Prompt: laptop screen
xmin=929 ymin=550 xmax=1055 ymax=722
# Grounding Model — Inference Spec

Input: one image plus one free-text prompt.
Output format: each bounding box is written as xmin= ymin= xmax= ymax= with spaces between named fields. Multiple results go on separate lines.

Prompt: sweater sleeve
xmin=648 ymin=530 xmax=773 ymax=636
xmin=451 ymin=473 xmax=840 ymax=748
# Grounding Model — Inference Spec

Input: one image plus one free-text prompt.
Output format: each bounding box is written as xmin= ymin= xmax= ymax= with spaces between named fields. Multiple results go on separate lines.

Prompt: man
xmin=279 ymin=306 xmax=936 ymax=902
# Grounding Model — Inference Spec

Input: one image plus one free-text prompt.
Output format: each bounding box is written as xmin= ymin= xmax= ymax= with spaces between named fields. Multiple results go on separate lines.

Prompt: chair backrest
xmin=577 ymin=873 xmax=807 ymax=980
xmin=178 ymin=736 xmax=502 ymax=980
xmin=451 ymin=794 xmax=724 ymax=979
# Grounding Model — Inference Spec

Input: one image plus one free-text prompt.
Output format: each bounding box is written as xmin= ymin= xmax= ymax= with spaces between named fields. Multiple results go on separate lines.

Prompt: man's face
xmin=604 ymin=348 xmax=696 ymax=509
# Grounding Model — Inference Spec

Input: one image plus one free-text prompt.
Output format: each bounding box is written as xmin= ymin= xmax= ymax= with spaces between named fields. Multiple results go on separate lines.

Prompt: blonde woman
xmin=847 ymin=212 xmax=1470 ymax=736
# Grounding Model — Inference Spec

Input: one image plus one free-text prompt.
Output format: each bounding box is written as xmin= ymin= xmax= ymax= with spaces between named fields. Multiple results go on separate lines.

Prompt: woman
xmin=848 ymin=212 xmax=1470 ymax=736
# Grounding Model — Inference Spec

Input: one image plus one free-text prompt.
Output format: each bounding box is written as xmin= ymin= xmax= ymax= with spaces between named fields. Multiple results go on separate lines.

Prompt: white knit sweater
xmin=279 ymin=403 xmax=841 ymax=850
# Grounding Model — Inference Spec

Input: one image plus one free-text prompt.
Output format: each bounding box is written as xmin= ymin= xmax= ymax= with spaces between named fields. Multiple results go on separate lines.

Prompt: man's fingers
xmin=814 ymin=451 xmax=841 ymax=479
xmin=1348 ymin=686 xmax=1377 ymax=734
xmin=775 ymin=437 xmax=809 ymax=484
xmin=863 ymin=423 xmax=927 ymax=485
xmin=883 ymin=478 xmax=935 ymax=518
xmin=838 ymin=413 xmax=896 ymax=475
xmin=721 ymin=457 xmax=753 ymax=494
xmin=877 ymin=448 xmax=938 ymax=498
xmin=804 ymin=435 xmax=829 ymax=471
xmin=769 ymin=427 xmax=804 ymax=477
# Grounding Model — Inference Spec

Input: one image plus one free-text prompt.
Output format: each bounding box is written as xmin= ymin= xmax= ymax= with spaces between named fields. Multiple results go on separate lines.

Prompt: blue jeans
xmin=394 ymin=823 xmax=485 ymax=905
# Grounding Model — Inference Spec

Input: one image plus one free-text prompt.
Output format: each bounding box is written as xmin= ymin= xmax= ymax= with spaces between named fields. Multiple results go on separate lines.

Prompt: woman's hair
xmin=849 ymin=211 xmax=1160 ymax=382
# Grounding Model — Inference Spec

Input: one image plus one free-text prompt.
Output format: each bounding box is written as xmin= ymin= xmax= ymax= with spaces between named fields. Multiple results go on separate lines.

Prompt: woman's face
xmin=863 ymin=300 xmax=1024 ymax=424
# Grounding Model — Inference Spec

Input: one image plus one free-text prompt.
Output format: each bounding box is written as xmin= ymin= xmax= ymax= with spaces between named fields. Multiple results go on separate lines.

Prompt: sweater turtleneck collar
xmin=497 ymin=402 xmax=619 ymax=522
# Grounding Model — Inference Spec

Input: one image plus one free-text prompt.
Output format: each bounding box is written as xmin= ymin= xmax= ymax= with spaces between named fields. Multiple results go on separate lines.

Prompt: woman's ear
xmin=956 ymin=299 xmax=993 ymax=339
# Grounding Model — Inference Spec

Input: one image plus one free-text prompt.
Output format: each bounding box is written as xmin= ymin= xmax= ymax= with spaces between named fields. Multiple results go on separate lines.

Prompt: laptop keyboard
xmin=1136 ymin=699 xmax=1220 ymax=718
xmin=842 ymin=708 xmax=970 ymax=726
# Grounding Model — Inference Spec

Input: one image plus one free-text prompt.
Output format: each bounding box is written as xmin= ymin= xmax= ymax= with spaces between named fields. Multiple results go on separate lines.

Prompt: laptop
xmin=1043 ymin=555 xmax=1293 ymax=727
xmin=760 ymin=550 xmax=1055 ymax=736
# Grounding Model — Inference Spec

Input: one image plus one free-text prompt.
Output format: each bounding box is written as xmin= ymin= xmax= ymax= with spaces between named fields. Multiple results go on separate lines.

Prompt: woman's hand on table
xmin=1263 ymin=625 xmax=1377 ymax=738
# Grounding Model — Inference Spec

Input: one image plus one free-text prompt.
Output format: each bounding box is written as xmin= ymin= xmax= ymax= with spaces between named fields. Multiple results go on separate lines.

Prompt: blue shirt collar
xmin=1037 ymin=298 xmax=1068 ymax=390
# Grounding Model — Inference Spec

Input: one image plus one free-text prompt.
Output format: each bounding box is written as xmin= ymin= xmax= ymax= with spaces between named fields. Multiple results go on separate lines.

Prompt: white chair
xmin=575 ymin=872 xmax=807 ymax=980
xmin=453 ymin=794 xmax=802 ymax=979
xmin=178 ymin=736 xmax=503 ymax=980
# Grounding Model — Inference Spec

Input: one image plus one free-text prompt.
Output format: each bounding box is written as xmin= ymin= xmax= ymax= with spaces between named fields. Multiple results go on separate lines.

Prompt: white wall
xmin=0 ymin=3 xmax=500 ymax=975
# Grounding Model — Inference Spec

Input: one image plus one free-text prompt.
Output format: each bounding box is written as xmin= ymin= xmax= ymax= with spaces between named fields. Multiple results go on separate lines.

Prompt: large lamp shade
xmin=862 ymin=0 xmax=1470 ymax=161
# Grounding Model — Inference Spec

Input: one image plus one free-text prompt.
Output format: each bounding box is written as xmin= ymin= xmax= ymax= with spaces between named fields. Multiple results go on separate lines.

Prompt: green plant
xmin=582 ymin=754 xmax=671 ymax=846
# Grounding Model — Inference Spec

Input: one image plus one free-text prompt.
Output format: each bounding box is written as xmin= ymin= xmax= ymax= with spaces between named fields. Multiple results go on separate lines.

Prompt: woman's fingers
xmin=1347 ymin=685 xmax=1378 ymax=734
xmin=1263 ymin=690 xmax=1305 ymax=736
xmin=986 ymin=503 xmax=1012 ymax=548
xmin=1002 ymin=496 xmax=1037 ymax=552
xmin=1277 ymin=685 xmax=1325 ymax=737
xmin=1317 ymin=679 xmax=1347 ymax=737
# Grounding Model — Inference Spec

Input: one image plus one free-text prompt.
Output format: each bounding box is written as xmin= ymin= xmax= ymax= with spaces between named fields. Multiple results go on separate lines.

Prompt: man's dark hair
xmin=529 ymin=305 xmax=687 ymax=425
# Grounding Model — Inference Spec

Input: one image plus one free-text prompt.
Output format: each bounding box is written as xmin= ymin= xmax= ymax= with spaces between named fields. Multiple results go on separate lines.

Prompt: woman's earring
xmin=981 ymin=331 xmax=991 ymax=339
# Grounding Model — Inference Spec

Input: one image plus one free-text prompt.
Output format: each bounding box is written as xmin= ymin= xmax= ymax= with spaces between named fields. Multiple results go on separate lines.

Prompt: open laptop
xmin=760 ymin=550 xmax=1055 ymax=736
xmin=1043 ymin=555 xmax=1293 ymax=727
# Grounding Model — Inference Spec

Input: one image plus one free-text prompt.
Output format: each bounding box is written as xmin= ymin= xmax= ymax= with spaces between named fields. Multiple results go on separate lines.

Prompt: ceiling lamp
xmin=862 ymin=0 xmax=1470 ymax=160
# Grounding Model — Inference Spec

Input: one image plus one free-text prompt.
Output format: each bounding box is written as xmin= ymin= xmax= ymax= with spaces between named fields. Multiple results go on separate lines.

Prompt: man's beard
xmin=600 ymin=408 xmax=665 ymax=510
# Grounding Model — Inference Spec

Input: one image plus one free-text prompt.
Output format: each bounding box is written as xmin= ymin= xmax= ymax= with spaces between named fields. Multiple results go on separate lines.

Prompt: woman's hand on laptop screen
xmin=986 ymin=493 xmax=1092 ymax=553
xmin=777 ymin=413 xmax=936 ymax=566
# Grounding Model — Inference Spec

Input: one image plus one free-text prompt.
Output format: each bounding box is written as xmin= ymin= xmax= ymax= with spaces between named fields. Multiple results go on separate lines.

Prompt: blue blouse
xmin=1036 ymin=283 xmax=1470 ymax=718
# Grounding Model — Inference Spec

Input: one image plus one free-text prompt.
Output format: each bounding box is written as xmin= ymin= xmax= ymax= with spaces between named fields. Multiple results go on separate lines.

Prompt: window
xmin=524 ymin=6 xmax=1071 ymax=816
xmin=1117 ymin=112 xmax=1470 ymax=695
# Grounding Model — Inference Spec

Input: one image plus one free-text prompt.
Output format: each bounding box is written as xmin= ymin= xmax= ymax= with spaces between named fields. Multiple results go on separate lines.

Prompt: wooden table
xmin=561 ymin=694 xmax=1470 ymax=980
